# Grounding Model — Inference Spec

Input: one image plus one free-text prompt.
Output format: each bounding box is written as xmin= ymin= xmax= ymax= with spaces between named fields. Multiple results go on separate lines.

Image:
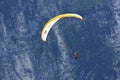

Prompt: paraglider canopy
xmin=41 ymin=13 xmax=83 ymax=41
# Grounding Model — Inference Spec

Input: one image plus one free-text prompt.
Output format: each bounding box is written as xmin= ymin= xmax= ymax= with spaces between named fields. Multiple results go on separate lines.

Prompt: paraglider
xmin=41 ymin=13 xmax=83 ymax=41
xmin=40 ymin=13 xmax=83 ymax=60
xmin=74 ymin=52 xmax=78 ymax=59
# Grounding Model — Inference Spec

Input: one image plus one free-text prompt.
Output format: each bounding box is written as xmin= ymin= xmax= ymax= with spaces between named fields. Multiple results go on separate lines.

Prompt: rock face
xmin=0 ymin=0 xmax=118 ymax=80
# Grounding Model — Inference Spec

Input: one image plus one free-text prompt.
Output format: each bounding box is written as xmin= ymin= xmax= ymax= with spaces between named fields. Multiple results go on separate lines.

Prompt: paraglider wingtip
xmin=79 ymin=17 xmax=83 ymax=20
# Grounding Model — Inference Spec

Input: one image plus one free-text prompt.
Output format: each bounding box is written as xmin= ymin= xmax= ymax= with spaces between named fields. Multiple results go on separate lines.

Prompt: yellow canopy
xmin=41 ymin=13 xmax=83 ymax=41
